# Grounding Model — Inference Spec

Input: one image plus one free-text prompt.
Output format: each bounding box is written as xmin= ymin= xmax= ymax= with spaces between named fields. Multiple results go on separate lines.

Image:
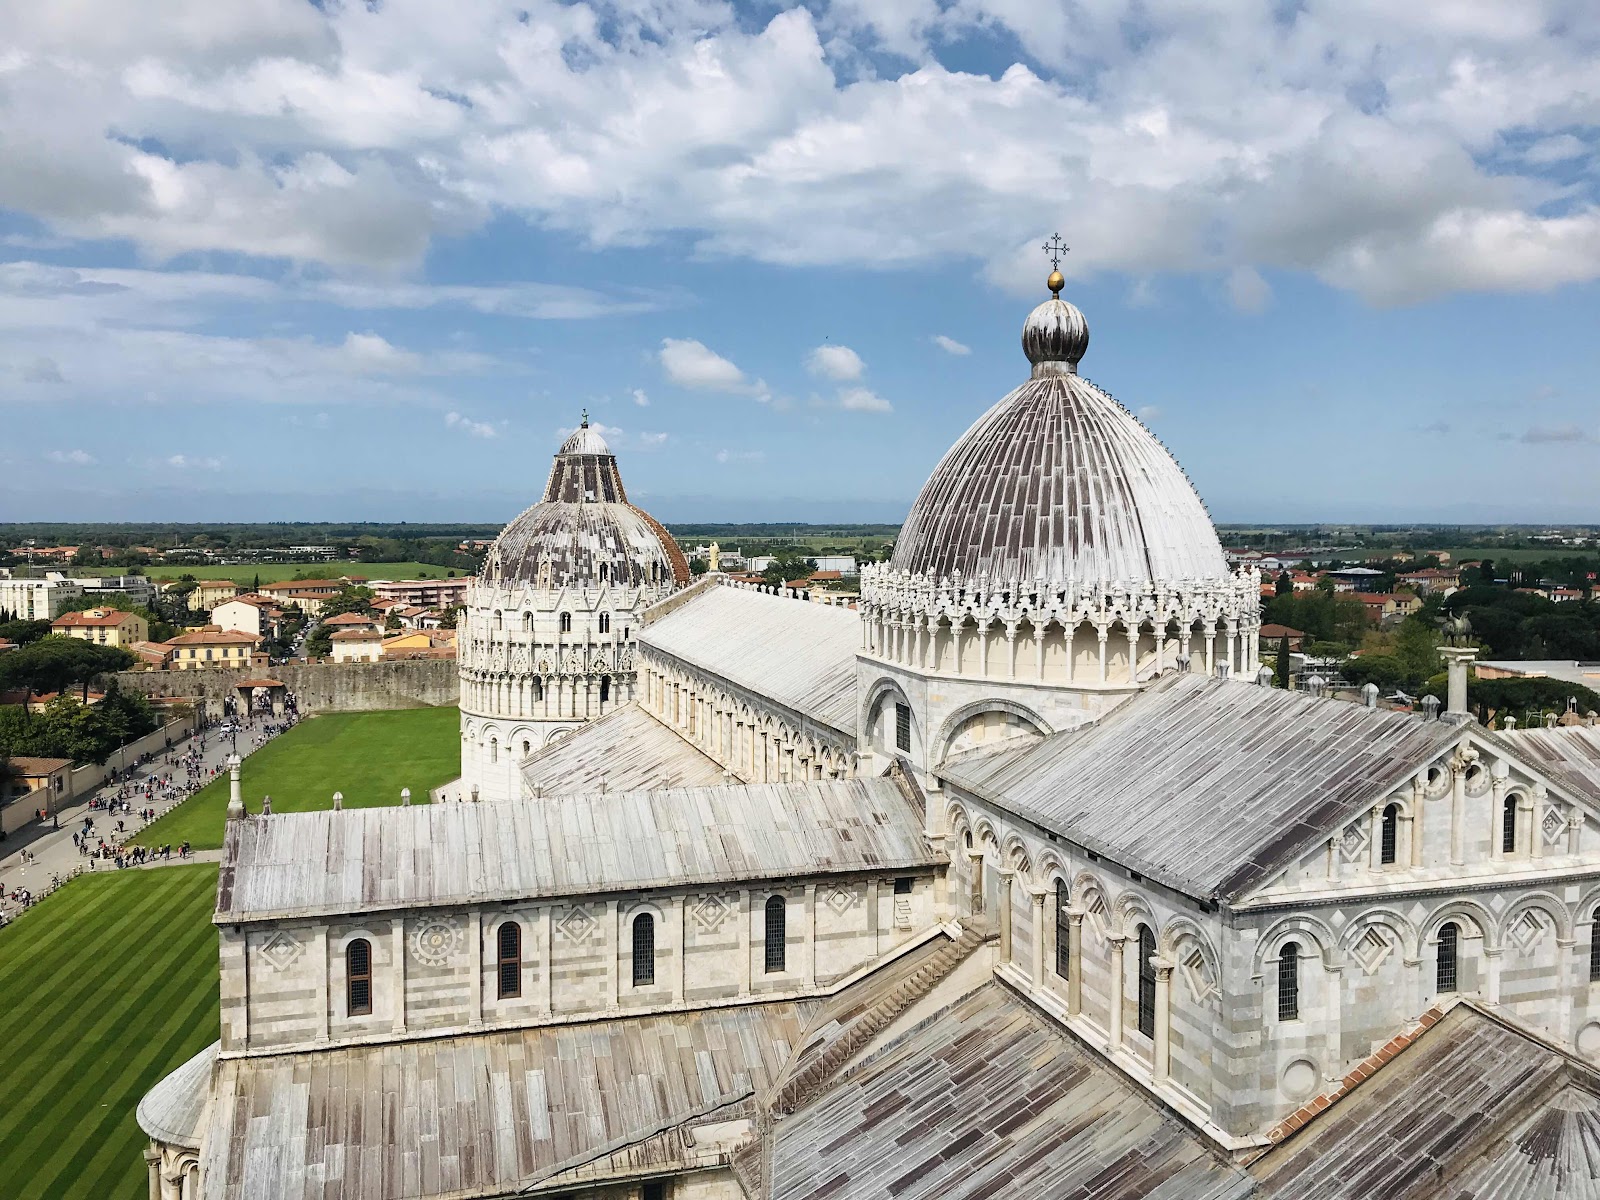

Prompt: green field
xmin=133 ymin=707 xmax=461 ymax=850
xmin=125 ymin=560 xmax=468 ymax=584
xmin=0 ymin=865 xmax=219 ymax=1200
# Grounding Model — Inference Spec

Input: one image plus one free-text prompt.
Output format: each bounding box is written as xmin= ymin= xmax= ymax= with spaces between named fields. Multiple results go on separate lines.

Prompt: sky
xmin=1 ymin=0 xmax=1597 ymax=525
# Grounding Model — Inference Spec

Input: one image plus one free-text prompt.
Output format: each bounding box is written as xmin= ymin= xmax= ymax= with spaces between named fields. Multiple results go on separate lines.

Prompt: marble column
xmin=1153 ymin=958 xmax=1174 ymax=1083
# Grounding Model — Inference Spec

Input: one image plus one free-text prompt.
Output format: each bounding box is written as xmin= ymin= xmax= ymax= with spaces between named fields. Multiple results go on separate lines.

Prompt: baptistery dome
xmin=481 ymin=416 xmax=689 ymax=589
xmin=891 ymin=288 xmax=1227 ymax=587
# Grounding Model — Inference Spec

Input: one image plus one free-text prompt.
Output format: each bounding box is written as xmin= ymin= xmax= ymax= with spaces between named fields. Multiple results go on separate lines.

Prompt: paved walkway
xmin=0 ymin=715 xmax=293 ymax=921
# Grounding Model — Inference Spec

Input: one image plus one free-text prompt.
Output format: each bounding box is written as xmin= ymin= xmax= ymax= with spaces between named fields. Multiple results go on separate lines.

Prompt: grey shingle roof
xmin=135 ymin=1040 xmax=215 ymax=1151
xmin=216 ymin=778 xmax=940 ymax=922
xmin=519 ymin=703 xmax=729 ymax=797
xmin=198 ymin=1002 xmax=810 ymax=1200
xmin=1250 ymin=1003 xmax=1600 ymax=1200
xmin=1498 ymin=724 xmax=1600 ymax=803
xmin=940 ymin=674 xmax=1461 ymax=900
xmin=768 ymin=982 xmax=1253 ymax=1200
xmin=640 ymin=583 xmax=860 ymax=736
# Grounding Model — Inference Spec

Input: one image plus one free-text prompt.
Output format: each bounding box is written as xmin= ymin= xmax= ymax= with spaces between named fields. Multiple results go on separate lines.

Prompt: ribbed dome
xmin=480 ymin=419 xmax=689 ymax=589
xmin=892 ymin=295 xmax=1227 ymax=586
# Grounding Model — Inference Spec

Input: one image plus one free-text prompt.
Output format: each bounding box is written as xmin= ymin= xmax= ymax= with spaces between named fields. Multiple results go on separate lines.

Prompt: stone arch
xmin=933 ymin=698 xmax=1051 ymax=763
xmin=1420 ymin=898 xmax=1498 ymax=951
xmin=1036 ymin=849 xmax=1070 ymax=891
xmin=1338 ymin=907 xmax=1420 ymax=963
xmin=1499 ymin=892 xmax=1574 ymax=947
xmin=1253 ymin=913 xmax=1339 ymax=977
xmin=1575 ymin=884 xmax=1600 ymax=933
xmin=1001 ymin=832 xmax=1033 ymax=878
xmin=1113 ymin=890 xmax=1158 ymax=940
xmin=972 ymin=817 xmax=1001 ymax=855
xmin=1161 ymin=917 xmax=1222 ymax=1006
xmin=1072 ymin=870 xmax=1111 ymax=936
xmin=862 ymin=675 xmax=918 ymax=760
xmin=543 ymin=726 xmax=576 ymax=747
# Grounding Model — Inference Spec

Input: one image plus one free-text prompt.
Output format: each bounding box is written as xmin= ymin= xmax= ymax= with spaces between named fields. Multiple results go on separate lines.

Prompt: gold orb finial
xmin=1047 ymin=269 xmax=1065 ymax=297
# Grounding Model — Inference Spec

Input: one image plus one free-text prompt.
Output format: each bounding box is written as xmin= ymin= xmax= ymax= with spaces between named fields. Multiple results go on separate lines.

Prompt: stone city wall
xmin=110 ymin=658 xmax=459 ymax=718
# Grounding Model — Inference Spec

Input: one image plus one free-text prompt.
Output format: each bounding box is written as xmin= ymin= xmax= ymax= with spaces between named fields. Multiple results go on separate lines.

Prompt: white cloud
xmin=46 ymin=448 xmax=95 ymax=465
xmin=659 ymin=337 xmax=768 ymax=399
xmin=631 ymin=388 xmax=650 ymax=407
xmin=932 ymin=335 xmax=970 ymax=356
xmin=1136 ymin=405 xmax=1163 ymax=422
xmin=165 ymin=453 xmax=223 ymax=470
xmin=1226 ymin=267 xmax=1272 ymax=314
xmin=806 ymin=343 xmax=864 ymax=381
xmin=0 ymin=2 xmax=1595 ymax=304
xmin=445 ymin=411 xmax=498 ymax=439
xmin=637 ymin=431 xmax=669 ymax=446
xmin=340 ymin=331 xmax=422 ymax=374
xmin=838 ymin=385 xmax=892 ymax=413
xmin=715 ymin=448 xmax=766 ymax=464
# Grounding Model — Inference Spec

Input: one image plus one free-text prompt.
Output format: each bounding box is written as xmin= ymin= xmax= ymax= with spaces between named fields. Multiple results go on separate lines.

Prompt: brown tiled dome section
xmin=891 ymin=373 xmax=1228 ymax=585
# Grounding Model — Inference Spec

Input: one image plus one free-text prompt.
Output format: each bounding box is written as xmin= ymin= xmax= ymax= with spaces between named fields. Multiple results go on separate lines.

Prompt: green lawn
xmin=132 ymin=560 xmax=469 ymax=584
xmin=132 ymin=707 xmax=461 ymax=850
xmin=0 ymin=865 xmax=219 ymax=1200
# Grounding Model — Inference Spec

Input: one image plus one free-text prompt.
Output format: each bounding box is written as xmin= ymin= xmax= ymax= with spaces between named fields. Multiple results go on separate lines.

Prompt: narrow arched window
xmin=490 ymin=737 xmax=498 ymax=764
xmin=1380 ymin=804 xmax=1399 ymax=865
xmin=1054 ymin=880 xmax=1070 ymax=978
xmin=1436 ymin=922 xmax=1458 ymax=994
xmin=497 ymin=922 xmax=521 ymax=999
xmin=493 ymin=610 xmax=503 ymax=631
xmin=533 ymin=677 xmax=543 ymax=701
xmin=599 ymin=563 xmax=609 ymax=584
xmin=1137 ymin=924 xmax=1156 ymax=1038
xmin=600 ymin=675 xmax=611 ymax=703
xmin=599 ymin=612 xmax=611 ymax=634
xmin=1278 ymin=942 xmax=1300 ymax=1021
xmin=1590 ymin=907 xmax=1600 ymax=982
xmin=560 ymin=612 xmax=572 ymax=633
xmin=1503 ymin=796 xmax=1518 ymax=853
xmin=347 ymin=939 xmax=372 ymax=1016
xmin=522 ymin=612 xmax=532 ymax=632
xmin=764 ymin=896 xmax=787 ymax=973
xmin=632 ymin=913 xmax=655 ymax=987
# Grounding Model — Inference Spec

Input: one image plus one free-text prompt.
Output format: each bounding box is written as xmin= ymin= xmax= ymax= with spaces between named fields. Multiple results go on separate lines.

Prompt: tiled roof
xmin=164 ymin=629 xmax=260 ymax=646
xmin=6 ymin=756 xmax=73 ymax=774
xmin=53 ymin=609 xmax=135 ymax=626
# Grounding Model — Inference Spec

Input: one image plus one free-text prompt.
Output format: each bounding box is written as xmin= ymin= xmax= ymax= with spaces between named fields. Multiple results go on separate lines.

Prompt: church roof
xmin=768 ymin=982 xmax=1252 ymax=1200
xmin=940 ymin=674 xmax=1461 ymax=901
xmin=1495 ymin=724 xmax=1600 ymax=803
xmin=889 ymin=286 xmax=1229 ymax=588
xmin=1249 ymin=1001 xmax=1600 ymax=1199
xmin=640 ymin=582 xmax=860 ymax=736
xmin=197 ymin=1002 xmax=810 ymax=1200
xmin=520 ymin=703 xmax=729 ymax=796
xmin=216 ymin=778 xmax=939 ymax=922
xmin=135 ymin=1040 xmax=215 ymax=1151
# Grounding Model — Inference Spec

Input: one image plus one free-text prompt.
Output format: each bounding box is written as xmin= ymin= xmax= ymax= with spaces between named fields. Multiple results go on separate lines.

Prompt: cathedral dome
xmin=890 ymin=283 xmax=1228 ymax=587
xmin=480 ymin=416 xmax=689 ymax=589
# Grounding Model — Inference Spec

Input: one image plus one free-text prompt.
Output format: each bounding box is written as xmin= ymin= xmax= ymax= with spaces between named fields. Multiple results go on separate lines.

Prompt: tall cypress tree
xmin=1274 ymin=634 xmax=1291 ymax=688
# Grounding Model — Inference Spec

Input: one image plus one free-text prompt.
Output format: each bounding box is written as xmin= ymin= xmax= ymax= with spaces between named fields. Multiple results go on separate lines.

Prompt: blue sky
xmin=2 ymin=1 xmax=1597 ymax=524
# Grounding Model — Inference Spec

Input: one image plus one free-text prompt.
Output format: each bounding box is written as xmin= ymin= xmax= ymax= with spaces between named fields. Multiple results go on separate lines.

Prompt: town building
xmin=187 ymin=580 xmax=240 ymax=612
xmin=163 ymin=628 xmax=263 ymax=671
xmin=321 ymin=611 xmax=382 ymax=635
xmin=328 ymin=628 xmax=383 ymax=663
xmin=210 ymin=595 xmax=284 ymax=639
xmin=258 ymin=579 xmax=359 ymax=616
xmin=63 ymin=572 xmax=158 ymax=608
xmin=0 ymin=574 xmax=83 ymax=621
xmin=369 ymin=577 xmax=472 ymax=609
xmin=51 ymin=607 xmax=149 ymax=647
xmin=380 ymin=628 xmax=457 ymax=659
xmin=1 ymin=756 xmax=72 ymax=833
xmin=140 ymin=276 xmax=1600 ymax=1199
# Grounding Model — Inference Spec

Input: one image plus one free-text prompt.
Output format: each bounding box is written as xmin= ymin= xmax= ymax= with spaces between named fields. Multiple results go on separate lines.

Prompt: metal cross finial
xmin=1042 ymin=233 xmax=1069 ymax=270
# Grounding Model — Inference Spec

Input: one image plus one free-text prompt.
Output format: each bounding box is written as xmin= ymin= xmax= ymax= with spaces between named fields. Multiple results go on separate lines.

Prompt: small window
xmin=347 ymin=939 xmax=372 ymax=1016
xmin=497 ymin=922 xmax=521 ymax=999
xmin=1136 ymin=924 xmax=1156 ymax=1038
xmin=490 ymin=737 xmax=498 ymax=764
xmin=560 ymin=612 xmax=572 ymax=633
xmin=522 ymin=612 xmax=532 ymax=632
xmin=493 ymin=610 xmax=503 ymax=631
xmin=533 ymin=678 xmax=543 ymax=701
xmin=1436 ymin=922 xmax=1458 ymax=994
xmin=522 ymin=740 xmax=530 ymax=755
xmin=632 ymin=913 xmax=656 ymax=987
xmin=643 ymin=1181 xmax=666 ymax=1200
xmin=893 ymin=877 xmax=913 ymax=895
xmin=600 ymin=676 xmax=611 ymax=703
xmin=599 ymin=612 xmax=611 ymax=634
xmin=1278 ymin=942 xmax=1300 ymax=1022
xmin=764 ymin=896 xmax=787 ymax=973
xmin=1054 ymin=880 xmax=1071 ymax=978
xmin=1380 ymin=804 xmax=1399 ymax=865
xmin=894 ymin=702 xmax=911 ymax=753
xmin=1503 ymin=796 xmax=1518 ymax=853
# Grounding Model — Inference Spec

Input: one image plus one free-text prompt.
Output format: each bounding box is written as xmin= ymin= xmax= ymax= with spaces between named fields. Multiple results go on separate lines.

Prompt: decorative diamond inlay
xmin=1352 ymin=927 xmax=1392 ymax=974
xmin=260 ymin=930 xmax=304 ymax=972
xmin=1182 ymin=949 xmax=1217 ymax=1002
xmin=690 ymin=893 xmax=733 ymax=933
xmin=825 ymin=885 xmax=860 ymax=915
xmin=1544 ymin=806 xmax=1568 ymax=844
xmin=1510 ymin=910 xmax=1547 ymax=955
xmin=1339 ymin=822 xmax=1368 ymax=863
xmin=558 ymin=905 xmax=599 ymax=944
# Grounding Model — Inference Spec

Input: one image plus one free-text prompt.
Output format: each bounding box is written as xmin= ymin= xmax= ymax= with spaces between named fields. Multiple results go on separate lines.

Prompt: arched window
xmin=533 ymin=678 xmax=544 ymax=701
xmin=497 ymin=922 xmax=521 ymax=999
xmin=347 ymin=939 xmax=372 ymax=1016
xmin=1136 ymin=924 xmax=1157 ymax=1038
xmin=599 ymin=563 xmax=609 ymax=584
xmin=1503 ymin=796 xmax=1518 ymax=853
xmin=522 ymin=611 xmax=533 ymax=632
xmin=600 ymin=676 xmax=611 ymax=704
xmin=522 ymin=739 xmax=530 ymax=756
xmin=1277 ymin=942 xmax=1300 ymax=1021
xmin=1436 ymin=922 xmax=1458 ymax=994
xmin=1054 ymin=880 xmax=1071 ymax=978
xmin=493 ymin=610 xmax=503 ymax=631
xmin=1380 ymin=804 xmax=1399 ymax=865
xmin=1591 ymin=907 xmax=1600 ymax=982
xmin=632 ymin=913 xmax=656 ymax=987
xmin=560 ymin=612 xmax=572 ymax=633
xmin=490 ymin=737 xmax=498 ymax=764
xmin=764 ymin=896 xmax=787 ymax=973
xmin=599 ymin=612 xmax=611 ymax=634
